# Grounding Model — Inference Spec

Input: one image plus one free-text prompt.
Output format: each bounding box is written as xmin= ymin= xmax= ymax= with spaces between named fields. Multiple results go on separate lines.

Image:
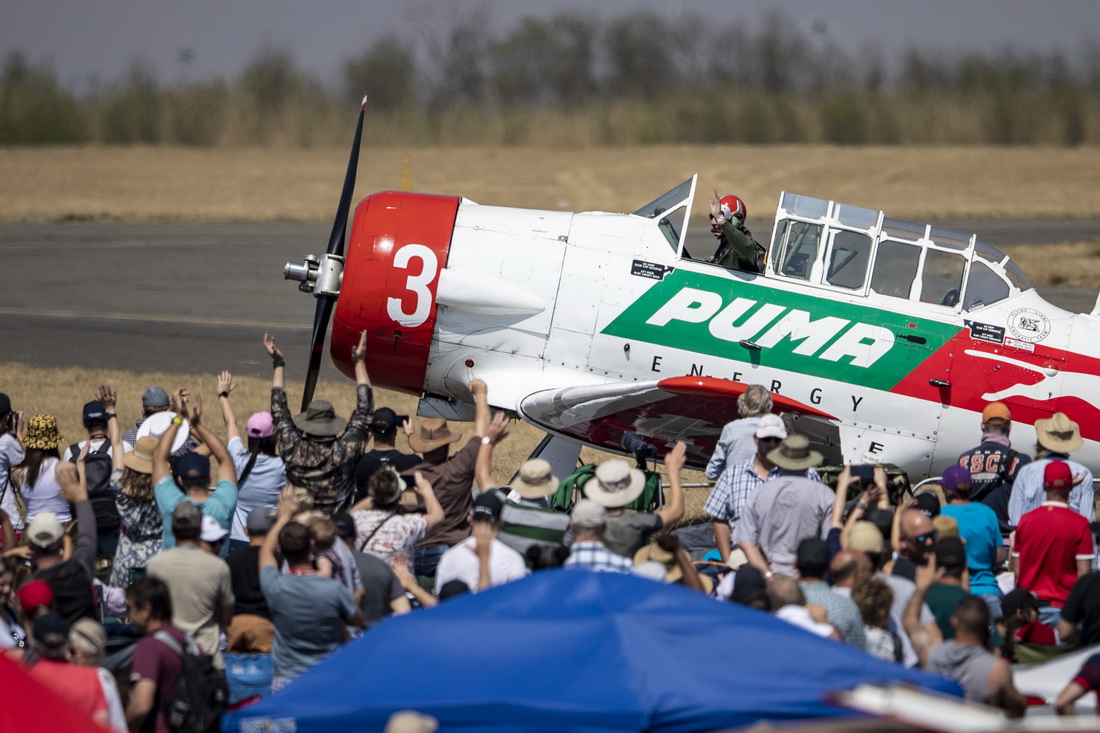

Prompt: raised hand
xmin=96 ymin=385 xmax=117 ymax=410
xmin=217 ymin=371 xmax=236 ymax=396
xmin=264 ymin=333 xmax=284 ymax=363
xmin=351 ymin=331 xmax=368 ymax=364
xmin=664 ymin=441 xmax=687 ymax=473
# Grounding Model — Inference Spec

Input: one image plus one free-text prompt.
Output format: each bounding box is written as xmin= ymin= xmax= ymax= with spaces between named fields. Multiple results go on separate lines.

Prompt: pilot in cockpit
xmin=708 ymin=190 xmax=766 ymax=274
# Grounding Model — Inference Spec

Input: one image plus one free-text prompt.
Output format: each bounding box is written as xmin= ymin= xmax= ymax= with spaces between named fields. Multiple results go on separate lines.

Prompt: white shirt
xmin=0 ymin=433 xmax=25 ymax=530
xmin=22 ymin=457 xmax=71 ymax=524
xmin=61 ymin=438 xmax=112 ymax=463
xmin=434 ymin=535 xmax=529 ymax=595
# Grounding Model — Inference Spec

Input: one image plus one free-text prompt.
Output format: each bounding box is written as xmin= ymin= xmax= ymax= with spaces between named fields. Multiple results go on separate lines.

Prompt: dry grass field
xmin=3 ymin=145 xmax=1100 ymax=222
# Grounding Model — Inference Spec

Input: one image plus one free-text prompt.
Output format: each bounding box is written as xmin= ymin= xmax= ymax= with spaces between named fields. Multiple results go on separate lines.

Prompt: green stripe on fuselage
xmin=601 ymin=269 xmax=960 ymax=391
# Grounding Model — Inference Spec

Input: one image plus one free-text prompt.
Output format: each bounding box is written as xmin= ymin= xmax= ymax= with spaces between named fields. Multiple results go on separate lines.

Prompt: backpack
xmin=32 ymin=559 xmax=97 ymax=624
xmin=69 ymin=441 xmax=119 ymax=533
xmin=550 ymin=464 xmax=664 ymax=513
xmin=153 ymin=630 xmax=229 ymax=733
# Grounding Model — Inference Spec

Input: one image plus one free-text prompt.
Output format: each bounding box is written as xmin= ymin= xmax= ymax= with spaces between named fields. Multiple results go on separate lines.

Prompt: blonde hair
xmin=737 ymin=385 xmax=773 ymax=418
xmin=308 ymin=516 xmax=337 ymax=552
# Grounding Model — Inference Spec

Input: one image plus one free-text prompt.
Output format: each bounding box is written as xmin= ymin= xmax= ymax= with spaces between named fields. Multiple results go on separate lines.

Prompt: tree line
xmin=3 ymin=10 xmax=1098 ymax=147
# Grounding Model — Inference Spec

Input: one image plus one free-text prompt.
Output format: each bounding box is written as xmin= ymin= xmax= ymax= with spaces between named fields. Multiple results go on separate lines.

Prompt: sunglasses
xmin=909 ymin=530 xmax=938 ymax=544
xmin=758 ymin=436 xmax=784 ymax=444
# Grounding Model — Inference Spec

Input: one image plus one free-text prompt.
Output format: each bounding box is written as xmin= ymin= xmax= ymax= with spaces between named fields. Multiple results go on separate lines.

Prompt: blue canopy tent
xmin=225 ymin=570 xmax=960 ymax=733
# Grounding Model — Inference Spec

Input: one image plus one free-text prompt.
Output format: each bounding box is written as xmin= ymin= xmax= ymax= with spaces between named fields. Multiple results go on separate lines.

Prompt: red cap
xmin=982 ymin=402 xmax=1011 ymax=424
xmin=1043 ymin=460 xmax=1073 ymax=491
xmin=16 ymin=580 xmax=54 ymax=615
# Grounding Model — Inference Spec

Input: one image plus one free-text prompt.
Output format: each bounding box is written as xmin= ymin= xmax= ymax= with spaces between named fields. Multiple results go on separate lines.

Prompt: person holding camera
xmin=352 ymin=407 xmax=420 ymax=504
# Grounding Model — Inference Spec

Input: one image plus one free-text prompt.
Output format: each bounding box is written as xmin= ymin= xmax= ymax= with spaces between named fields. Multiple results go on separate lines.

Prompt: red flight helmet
xmin=720 ymin=195 xmax=747 ymax=221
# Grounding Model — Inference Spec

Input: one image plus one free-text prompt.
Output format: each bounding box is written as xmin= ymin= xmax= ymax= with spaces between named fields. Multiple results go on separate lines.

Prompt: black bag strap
xmin=68 ymin=440 xmax=111 ymax=463
xmin=358 ymin=513 xmax=395 ymax=552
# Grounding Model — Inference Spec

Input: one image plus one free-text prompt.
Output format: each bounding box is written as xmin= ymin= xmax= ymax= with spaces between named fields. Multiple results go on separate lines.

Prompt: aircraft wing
xmin=517 ymin=376 xmax=836 ymax=468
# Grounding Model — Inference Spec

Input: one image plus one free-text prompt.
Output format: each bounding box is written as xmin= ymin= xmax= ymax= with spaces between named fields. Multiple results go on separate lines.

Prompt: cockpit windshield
xmin=632 ymin=176 xmax=696 ymax=252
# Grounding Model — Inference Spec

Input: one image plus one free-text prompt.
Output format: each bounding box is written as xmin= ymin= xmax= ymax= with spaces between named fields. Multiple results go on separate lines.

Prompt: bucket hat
xmin=293 ymin=400 xmax=347 ymax=437
xmin=23 ymin=414 xmax=63 ymax=451
xmin=766 ymin=434 xmax=823 ymax=471
xmin=584 ymin=459 xmax=646 ymax=508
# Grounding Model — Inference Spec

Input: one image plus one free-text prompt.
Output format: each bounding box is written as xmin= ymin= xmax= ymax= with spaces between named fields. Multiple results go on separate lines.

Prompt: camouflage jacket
xmin=271 ymin=385 xmax=373 ymax=510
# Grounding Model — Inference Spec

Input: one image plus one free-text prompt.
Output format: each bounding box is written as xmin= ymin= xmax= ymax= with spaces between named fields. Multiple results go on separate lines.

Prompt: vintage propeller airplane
xmin=283 ymin=99 xmax=1100 ymax=478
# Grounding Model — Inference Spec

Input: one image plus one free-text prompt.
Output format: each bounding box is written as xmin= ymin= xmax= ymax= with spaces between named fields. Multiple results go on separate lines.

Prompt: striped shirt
xmin=497 ymin=495 xmax=570 ymax=559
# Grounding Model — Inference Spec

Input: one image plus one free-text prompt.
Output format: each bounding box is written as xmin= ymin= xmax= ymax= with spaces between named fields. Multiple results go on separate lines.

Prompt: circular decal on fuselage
xmin=1007 ymin=308 xmax=1050 ymax=343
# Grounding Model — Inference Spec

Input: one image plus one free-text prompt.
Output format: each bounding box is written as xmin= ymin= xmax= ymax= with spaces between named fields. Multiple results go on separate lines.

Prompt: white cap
xmin=755 ymin=414 xmax=787 ymax=440
xmin=200 ymin=515 xmax=228 ymax=543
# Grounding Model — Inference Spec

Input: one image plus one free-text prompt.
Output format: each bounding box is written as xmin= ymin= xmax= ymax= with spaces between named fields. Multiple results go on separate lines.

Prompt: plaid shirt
xmin=704 ymin=460 xmax=821 ymax=524
xmin=271 ymin=385 xmax=373 ymax=510
xmin=564 ymin=541 xmax=634 ymax=573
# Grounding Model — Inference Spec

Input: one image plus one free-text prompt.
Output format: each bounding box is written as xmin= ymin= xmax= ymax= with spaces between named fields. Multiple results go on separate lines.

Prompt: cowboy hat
xmin=408 ymin=417 xmax=462 ymax=453
xmin=511 ymin=459 xmax=559 ymax=500
xmin=766 ymin=434 xmax=823 ymax=471
xmin=584 ymin=459 xmax=646 ymax=508
xmin=293 ymin=400 xmax=347 ymax=437
xmin=1034 ymin=412 xmax=1083 ymax=453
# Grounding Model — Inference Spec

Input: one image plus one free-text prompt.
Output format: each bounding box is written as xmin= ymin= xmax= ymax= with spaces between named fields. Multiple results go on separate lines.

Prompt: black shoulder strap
xmin=68 ymin=443 xmax=81 ymax=464
xmin=970 ymin=448 xmax=1018 ymax=504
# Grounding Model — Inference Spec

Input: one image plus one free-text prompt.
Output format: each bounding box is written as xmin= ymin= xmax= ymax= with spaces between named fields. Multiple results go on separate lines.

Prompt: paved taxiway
xmin=0 ymin=220 xmax=1097 ymax=378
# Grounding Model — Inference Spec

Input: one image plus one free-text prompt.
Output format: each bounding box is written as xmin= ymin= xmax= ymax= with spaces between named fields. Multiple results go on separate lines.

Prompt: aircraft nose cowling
xmin=330 ymin=191 xmax=460 ymax=395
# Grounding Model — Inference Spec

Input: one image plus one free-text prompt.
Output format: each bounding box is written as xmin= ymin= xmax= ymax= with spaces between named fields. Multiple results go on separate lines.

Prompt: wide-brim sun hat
xmin=293 ymin=399 xmax=347 ymax=438
xmin=408 ymin=417 xmax=462 ymax=453
xmin=766 ymin=434 xmax=823 ymax=471
xmin=584 ymin=459 xmax=646 ymax=508
xmin=633 ymin=543 xmax=682 ymax=583
xmin=511 ymin=459 xmax=559 ymax=500
xmin=137 ymin=411 xmax=190 ymax=453
xmin=122 ymin=435 xmax=157 ymax=474
xmin=1035 ymin=412 xmax=1083 ymax=454
xmin=23 ymin=414 xmax=63 ymax=451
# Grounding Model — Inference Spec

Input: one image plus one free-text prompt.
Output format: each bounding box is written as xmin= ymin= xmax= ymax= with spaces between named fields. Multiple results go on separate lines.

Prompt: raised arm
xmin=470 ymin=379 xmax=490 ymax=438
xmin=96 ymin=385 xmax=124 ymax=471
xmin=151 ymin=387 xmax=188 ymax=485
xmin=187 ymin=394 xmax=236 ymax=486
xmin=265 ymin=333 xmax=286 ymax=391
xmin=352 ymin=331 xmax=371 ymax=387
xmin=216 ymin=371 xmax=241 ymax=443
xmin=903 ymin=554 xmax=942 ymax=669
xmin=414 ymin=471 xmax=444 ymax=529
xmin=56 ymin=457 xmax=96 ymax=573
xmin=656 ymin=442 xmax=686 ymax=526
xmin=475 ymin=411 xmax=509 ymax=491
xmin=260 ymin=485 xmax=297 ymax=571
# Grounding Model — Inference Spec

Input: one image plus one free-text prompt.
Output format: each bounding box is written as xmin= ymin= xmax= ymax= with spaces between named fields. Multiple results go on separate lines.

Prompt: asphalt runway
xmin=1 ymin=219 xmax=1097 ymax=378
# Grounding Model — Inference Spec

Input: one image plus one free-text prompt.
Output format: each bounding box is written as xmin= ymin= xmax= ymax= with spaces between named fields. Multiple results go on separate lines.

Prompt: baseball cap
xmin=332 ymin=512 xmax=355 ymax=541
xmin=914 ymin=491 xmax=941 ymax=518
xmin=470 ymin=492 xmax=503 ymax=523
xmin=33 ymin=612 xmax=71 ymax=651
xmin=847 ymin=520 xmax=885 ymax=554
xmin=201 ymin=515 xmax=228 ymax=543
xmin=171 ymin=501 xmax=203 ymax=534
xmin=246 ymin=411 xmax=274 ymax=439
xmin=731 ymin=565 xmax=767 ymax=606
xmin=755 ymin=414 xmax=787 ymax=440
xmin=934 ymin=536 xmax=967 ymax=568
xmin=25 ymin=511 xmax=65 ymax=548
xmin=16 ymin=580 xmax=53 ymax=615
xmin=70 ymin=617 xmax=107 ymax=657
xmin=982 ymin=402 xmax=1011 ymax=424
xmin=570 ymin=498 xmax=608 ymax=529
xmin=82 ymin=400 xmax=107 ymax=425
xmin=247 ymin=507 xmax=277 ymax=534
xmin=370 ymin=407 xmax=400 ymax=434
xmin=175 ymin=452 xmax=211 ymax=480
xmin=142 ymin=386 xmax=170 ymax=409
xmin=1044 ymin=460 xmax=1073 ymax=490
xmin=941 ymin=465 xmax=972 ymax=494
xmin=0 ymin=393 xmax=11 ymax=414
xmin=1002 ymin=588 xmax=1043 ymax=616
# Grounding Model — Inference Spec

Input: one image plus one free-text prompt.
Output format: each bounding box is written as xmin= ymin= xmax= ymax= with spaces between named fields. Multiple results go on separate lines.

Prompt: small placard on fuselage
xmin=631 ymin=260 xmax=675 ymax=281
xmin=966 ymin=320 xmax=1005 ymax=345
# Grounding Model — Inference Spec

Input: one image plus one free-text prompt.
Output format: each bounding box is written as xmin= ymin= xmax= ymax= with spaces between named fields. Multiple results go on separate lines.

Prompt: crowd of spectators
xmin=2 ymin=348 xmax=1100 ymax=728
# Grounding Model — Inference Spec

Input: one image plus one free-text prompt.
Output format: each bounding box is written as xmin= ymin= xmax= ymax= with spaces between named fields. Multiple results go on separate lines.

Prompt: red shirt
xmin=24 ymin=657 xmax=108 ymax=722
xmin=1013 ymin=502 xmax=1094 ymax=607
xmin=1070 ymin=652 xmax=1100 ymax=714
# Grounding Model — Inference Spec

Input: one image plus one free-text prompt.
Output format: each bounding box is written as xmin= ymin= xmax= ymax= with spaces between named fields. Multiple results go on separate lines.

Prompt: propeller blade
xmin=300 ymin=94 xmax=367 ymax=411
xmin=301 ymin=294 xmax=336 ymax=411
xmin=325 ymin=94 xmax=368 ymax=258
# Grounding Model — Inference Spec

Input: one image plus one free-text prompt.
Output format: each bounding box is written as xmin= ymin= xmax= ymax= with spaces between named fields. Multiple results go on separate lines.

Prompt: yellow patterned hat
xmin=23 ymin=414 xmax=63 ymax=451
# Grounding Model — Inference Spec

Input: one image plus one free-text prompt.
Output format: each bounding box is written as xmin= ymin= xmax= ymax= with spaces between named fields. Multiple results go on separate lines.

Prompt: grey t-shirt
xmin=260 ymin=566 xmax=356 ymax=680
xmin=348 ymin=549 xmax=404 ymax=628
xmin=928 ymin=640 xmax=997 ymax=703
xmin=603 ymin=512 xmax=662 ymax=558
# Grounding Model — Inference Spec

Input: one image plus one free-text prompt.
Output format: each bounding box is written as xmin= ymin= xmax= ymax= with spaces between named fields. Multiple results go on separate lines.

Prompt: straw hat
xmin=583 ymin=459 xmax=646 ymax=508
xmin=1035 ymin=412 xmax=1083 ymax=453
xmin=511 ymin=459 xmax=559 ymax=500
xmin=22 ymin=414 xmax=63 ymax=451
xmin=122 ymin=436 xmax=157 ymax=474
xmin=766 ymin=434 xmax=823 ymax=471
xmin=408 ymin=418 xmax=462 ymax=453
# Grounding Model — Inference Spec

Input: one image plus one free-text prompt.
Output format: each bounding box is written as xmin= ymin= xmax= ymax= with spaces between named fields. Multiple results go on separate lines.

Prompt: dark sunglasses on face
xmin=910 ymin=530 xmax=938 ymax=544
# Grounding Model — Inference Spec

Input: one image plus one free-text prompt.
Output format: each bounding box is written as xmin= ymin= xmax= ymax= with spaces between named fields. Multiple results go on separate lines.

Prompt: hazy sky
xmin=3 ymin=0 xmax=1099 ymax=88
